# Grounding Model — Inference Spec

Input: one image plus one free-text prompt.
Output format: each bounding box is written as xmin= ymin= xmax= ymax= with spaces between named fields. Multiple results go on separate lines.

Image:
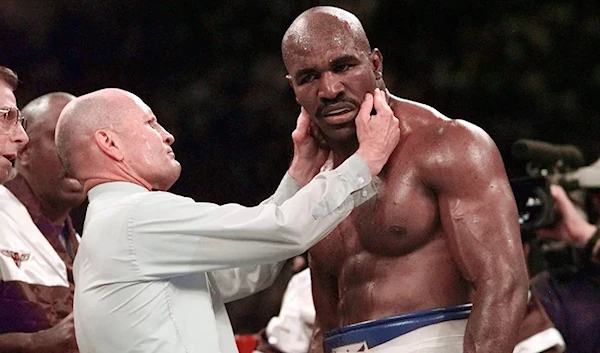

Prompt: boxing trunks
xmin=324 ymin=304 xmax=471 ymax=353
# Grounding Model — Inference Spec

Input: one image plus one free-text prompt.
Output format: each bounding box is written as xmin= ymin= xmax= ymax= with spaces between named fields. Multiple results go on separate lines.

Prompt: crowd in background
xmin=1 ymin=1 xmax=599 ymax=352
xmin=2 ymin=0 xmax=599 ymax=214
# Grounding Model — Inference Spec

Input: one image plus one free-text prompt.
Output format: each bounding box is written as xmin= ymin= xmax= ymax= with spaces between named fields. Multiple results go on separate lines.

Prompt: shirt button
xmin=358 ymin=176 xmax=365 ymax=184
xmin=362 ymin=190 xmax=368 ymax=197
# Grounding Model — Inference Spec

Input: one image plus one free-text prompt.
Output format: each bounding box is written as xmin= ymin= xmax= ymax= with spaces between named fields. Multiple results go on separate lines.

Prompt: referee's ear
xmin=94 ymin=129 xmax=124 ymax=162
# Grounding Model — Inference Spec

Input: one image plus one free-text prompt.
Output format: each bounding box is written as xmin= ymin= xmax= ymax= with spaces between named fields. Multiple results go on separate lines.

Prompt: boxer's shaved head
xmin=282 ymin=6 xmax=371 ymax=69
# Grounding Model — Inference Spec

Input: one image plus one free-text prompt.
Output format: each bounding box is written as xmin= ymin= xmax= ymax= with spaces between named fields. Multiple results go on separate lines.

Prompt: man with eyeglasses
xmin=0 ymin=68 xmax=80 ymax=352
xmin=0 ymin=66 xmax=28 ymax=184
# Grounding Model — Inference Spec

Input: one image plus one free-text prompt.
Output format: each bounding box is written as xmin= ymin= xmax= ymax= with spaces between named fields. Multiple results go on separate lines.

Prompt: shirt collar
xmin=87 ymin=181 xmax=150 ymax=202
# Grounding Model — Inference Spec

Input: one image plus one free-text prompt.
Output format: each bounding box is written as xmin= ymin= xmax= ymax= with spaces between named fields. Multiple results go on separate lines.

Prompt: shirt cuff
xmin=334 ymin=153 xmax=372 ymax=190
xmin=311 ymin=153 xmax=375 ymax=219
xmin=513 ymin=327 xmax=565 ymax=353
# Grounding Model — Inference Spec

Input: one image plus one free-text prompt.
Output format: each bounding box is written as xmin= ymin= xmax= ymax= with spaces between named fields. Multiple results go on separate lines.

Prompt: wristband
xmin=583 ymin=227 xmax=600 ymax=262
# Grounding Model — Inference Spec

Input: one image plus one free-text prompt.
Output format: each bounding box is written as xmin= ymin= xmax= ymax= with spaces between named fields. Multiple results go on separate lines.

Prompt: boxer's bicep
xmin=426 ymin=122 xmax=525 ymax=286
xmin=430 ymin=125 xmax=529 ymax=351
xmin=438 ymin=177 xmax=524 ymax=286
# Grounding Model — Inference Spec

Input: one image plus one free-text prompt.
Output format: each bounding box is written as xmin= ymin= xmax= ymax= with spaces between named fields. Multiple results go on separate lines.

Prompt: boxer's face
xmin=0 ymin=80 xmax=28 ymax=184
xmin=284 ymin=28 xmax=382 ymax=145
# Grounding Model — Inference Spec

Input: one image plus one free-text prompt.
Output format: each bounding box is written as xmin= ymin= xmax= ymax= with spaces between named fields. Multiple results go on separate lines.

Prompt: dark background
xmin=2 ymin=0 xmax=599 ymax=333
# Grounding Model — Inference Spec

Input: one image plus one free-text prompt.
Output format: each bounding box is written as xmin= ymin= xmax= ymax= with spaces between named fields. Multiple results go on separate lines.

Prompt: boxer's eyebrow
xmin=330 ymin=55 xmax=358 ymax=67
xmin=294 ymin=67 xmax=317 ymax=81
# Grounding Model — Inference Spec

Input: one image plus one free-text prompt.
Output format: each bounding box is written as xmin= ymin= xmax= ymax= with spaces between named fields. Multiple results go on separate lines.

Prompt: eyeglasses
xmin=0 ymin=106 xmax=25 ymax=134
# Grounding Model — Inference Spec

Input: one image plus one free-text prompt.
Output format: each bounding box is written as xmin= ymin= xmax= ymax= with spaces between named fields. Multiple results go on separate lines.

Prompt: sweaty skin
xmin=282 ymin=6 xmax=528 ymax=353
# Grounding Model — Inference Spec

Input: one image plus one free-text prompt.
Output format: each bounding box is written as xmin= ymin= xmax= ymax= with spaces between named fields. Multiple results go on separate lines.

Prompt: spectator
xmin=0 ymin=92 xmax=84 ymax=353
xmin=532 ymin=184 xmax=600 ymax=353
xmin=0 ymin=65 xmax=28 ymax=184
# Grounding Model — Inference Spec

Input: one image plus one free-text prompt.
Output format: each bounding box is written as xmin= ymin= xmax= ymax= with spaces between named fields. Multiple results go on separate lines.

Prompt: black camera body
xmin=510 ymin=175 xmax=556 ymax=232
xmin=509 ymin=139 xmax=586 ymax=233
xmin=509 ymin=139 xmax=600 ymax=273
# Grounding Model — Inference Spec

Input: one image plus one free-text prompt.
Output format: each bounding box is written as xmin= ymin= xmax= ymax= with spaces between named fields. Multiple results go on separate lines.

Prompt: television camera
xmin=509 ymin=139 xmax=600 ymax=233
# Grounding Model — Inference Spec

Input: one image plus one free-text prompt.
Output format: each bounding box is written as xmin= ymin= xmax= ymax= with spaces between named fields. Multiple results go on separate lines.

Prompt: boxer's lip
xmin=325 ymin=107 xmax=351 ymax=116
xmin=321 ymin=103 xmax=354 ymax=117
xmin=323 ymin=110 xmax=355 ymax=126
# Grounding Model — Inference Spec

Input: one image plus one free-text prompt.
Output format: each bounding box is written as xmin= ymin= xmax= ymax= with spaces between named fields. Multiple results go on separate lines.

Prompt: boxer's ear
xmin=370 ymin=48 xmax=383 ymax=79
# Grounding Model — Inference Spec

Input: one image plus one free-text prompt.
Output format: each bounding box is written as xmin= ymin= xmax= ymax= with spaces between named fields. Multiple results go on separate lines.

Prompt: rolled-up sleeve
xmin=130 ymin=153 xmax=375 ymax=279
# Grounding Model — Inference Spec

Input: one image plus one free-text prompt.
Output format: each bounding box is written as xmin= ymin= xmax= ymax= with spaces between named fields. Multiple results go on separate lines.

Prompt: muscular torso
xmin=309 ymin=99 xmax=471 ymax=330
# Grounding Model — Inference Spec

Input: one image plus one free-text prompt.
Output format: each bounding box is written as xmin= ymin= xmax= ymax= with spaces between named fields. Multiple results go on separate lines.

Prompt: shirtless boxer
xmin=281 ymin=6 xmax=529 ymax=353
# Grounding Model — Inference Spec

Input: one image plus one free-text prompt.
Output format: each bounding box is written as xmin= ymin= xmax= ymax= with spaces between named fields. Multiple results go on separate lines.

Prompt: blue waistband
xmin=323 ymin=304 xmax=472 ymax=352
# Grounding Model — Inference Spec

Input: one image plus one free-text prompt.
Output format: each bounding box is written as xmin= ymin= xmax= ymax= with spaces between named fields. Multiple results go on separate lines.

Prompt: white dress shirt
xmin=74 ymin=153 xmax=375 ymax=353
xmin=264 ymin=268 xmax=314 ymax=353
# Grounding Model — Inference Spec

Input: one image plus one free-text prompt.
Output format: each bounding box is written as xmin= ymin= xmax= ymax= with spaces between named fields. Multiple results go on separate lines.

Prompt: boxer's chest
xmin=310 ymin=172 xmax=439 ymax=271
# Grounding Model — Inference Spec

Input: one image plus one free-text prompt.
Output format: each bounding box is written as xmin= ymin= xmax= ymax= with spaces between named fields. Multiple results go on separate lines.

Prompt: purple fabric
xmin=0 ymin=281 xmax=73 ymax=333
xmin=1 ymin=175 xmax=77 ymax=334
xmin=531 ymin=263 xmax=600 ymax=353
